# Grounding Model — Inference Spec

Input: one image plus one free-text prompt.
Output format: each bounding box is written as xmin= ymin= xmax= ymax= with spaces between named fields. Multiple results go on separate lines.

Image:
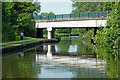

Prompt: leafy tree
xmin=72 ymin=2 xmax=104 ymax=13
xmin=33 ymin=2 xmax=41 ymax=16
xmin=104 ymin=2 xmax=115 ymax=11
xmin=2 ymin=2 xmax=16 ymax=42
xmin=12 ymin=2 xmax=41 ymax=36
xmin=94 ymin=2 xmax=119 ymax=49
xmin=39 ymin=12 xmax=54 ymax=16
xmin=0 ymin=2 xmax=1 ymax=42
xmin=2 ymin=2 xmax=41 ymax=42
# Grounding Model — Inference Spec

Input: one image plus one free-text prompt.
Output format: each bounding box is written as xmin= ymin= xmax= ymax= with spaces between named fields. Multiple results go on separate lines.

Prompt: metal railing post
xmin=55 ymin=15 xmax=56 ymax=20
xmin=79 ymin=13 xmax=80 ymax=18
xmin=70 ymin=14 xmax=71 ymax=19
xmin=48 ymin=16 xmax=49 ymax=20
xmin=62 ymin=14 xmax=63 ymax=19
xmin=98 ymin=12 xmax=99 ymax=17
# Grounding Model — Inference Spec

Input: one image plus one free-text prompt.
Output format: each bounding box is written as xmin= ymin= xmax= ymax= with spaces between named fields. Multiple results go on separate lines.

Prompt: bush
xmin=2 ymin=22 xmax=16 ymax=42
xmin=94 ymin=2 xmax=120 ymax=49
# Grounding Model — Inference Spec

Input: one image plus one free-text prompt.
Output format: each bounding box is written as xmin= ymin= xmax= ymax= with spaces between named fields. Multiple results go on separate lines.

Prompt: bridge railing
xmin=34 ymin=11 xmax=112 ymax=20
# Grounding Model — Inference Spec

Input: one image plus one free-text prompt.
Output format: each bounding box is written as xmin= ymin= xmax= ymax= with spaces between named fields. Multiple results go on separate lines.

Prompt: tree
xmin=72 ymin=2 xmax=104 ymax=13
xmin=33 ymin=2 xmax=41 ymax=16
xmin=2 ymin=2 xmax=16 ymax=42
xmin=94 ymin=2 xmax=119 ymax=49
xmin=12 ymin=2 xmax=41 ymax=36
xmin=104 ymin=2 xmax=115 ymax=11
xmin=2 ymin=2 xmax=41 ymax=42
xmin=39 ymin=12 xmax=54 ymax=16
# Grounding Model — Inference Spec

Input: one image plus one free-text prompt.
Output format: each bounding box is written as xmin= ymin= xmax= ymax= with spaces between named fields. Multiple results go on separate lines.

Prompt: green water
xmin=2 ymin=36 xmax=118 ymax=79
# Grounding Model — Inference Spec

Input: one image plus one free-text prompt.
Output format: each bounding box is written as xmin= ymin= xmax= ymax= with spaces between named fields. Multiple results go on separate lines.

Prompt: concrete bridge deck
xmin=33 ymin=11 xmax=111 ymax=39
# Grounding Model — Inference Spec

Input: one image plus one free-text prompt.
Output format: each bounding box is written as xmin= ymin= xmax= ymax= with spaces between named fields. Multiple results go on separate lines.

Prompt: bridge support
xmin=47 ymin=28 xmax=52 ymax=39
xmin=52 ymin=29 xmax=55 ymax=38
xmin=36 ymin=28 xmax=43 ymax=38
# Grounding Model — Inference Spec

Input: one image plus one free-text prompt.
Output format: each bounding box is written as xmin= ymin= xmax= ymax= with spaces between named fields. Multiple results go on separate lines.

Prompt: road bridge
xmin=33 ymin=11 xmax=111 ymax=39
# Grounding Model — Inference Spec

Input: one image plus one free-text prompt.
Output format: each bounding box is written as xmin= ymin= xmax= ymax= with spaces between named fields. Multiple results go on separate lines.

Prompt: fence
xmin=34 ymin=11 xmax=112 ymax=20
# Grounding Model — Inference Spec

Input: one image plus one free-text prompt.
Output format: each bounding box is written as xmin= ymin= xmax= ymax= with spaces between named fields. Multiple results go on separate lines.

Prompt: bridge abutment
xmin=52 ymin=29 xmax=55 ymax=38
xmin=36 ymin=28 xmax=43 ymax=38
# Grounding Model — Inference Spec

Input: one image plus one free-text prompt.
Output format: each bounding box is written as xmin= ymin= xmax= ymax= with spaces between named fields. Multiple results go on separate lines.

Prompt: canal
xmin=2 ymin=36 xmax=118 ymax=78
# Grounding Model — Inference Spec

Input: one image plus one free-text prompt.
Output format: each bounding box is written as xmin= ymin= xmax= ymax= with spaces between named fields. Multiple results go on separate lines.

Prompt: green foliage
xmin=56 ymin=29 xmax=71 ymax=33
xmin=33 ymin=2 xmax=41 ymax=16
xmin=55 ymin=33 xmax=71 ymax=37
xmin=2 ymin=2 xmax=40 ymax=42
xmin=2 ymin=3 xmax=16 ymax=42
xmin=39 ymin=12 xmax=54 ymax=16
xmin=16 ymin=36 xmax=35 ymax=41
xmin=93 ymin=45 xmax=118 ymax=78
xmin=55 ymin=29 xmax=72 ymax=37
xmin=94 ymin=2 xmax=119 ymax=49
xmin=2 ymin=23 xmax=16 ymax=42
xmin=12 ymin=2 xmax=40 ymax=36
xmin=72 ymin=2 xmax=104 ymax=13
xmin=104 ymin=2 xmax=115 ymax=11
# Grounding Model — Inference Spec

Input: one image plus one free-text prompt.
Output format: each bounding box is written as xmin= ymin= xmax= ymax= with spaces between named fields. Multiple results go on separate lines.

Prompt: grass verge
xmin=1 ymin=38 xmax=57 ymax=48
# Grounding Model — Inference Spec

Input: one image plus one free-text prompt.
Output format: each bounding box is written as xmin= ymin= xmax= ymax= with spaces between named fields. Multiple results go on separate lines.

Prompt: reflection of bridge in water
xmin=36 ymin=42 xmax=95 ymax=56
xmin=35 ymin=45 xmax=108 ymax=78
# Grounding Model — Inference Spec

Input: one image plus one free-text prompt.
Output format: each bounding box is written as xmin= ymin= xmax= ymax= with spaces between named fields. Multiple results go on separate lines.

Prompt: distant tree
xmin=39 ymin=12 xmax=54 ymax=16
xmin=72 ymin=2 xmax=104 ymax=13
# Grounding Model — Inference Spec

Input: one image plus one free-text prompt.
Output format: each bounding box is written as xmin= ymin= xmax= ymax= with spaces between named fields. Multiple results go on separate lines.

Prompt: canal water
xmin=2 ymin=36 xmax=118 ymax=78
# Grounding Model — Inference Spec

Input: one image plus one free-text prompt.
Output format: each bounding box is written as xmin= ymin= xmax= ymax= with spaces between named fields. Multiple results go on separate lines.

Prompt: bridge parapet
xmin=35 ymin=17 xmax=107 ymax=22
xmin=34 ymin=11 xmax=111 ymax=21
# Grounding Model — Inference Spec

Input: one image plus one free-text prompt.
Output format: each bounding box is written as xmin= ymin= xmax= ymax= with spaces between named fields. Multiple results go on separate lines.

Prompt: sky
xmin=40 ymin=1 xmax=73 ymax=15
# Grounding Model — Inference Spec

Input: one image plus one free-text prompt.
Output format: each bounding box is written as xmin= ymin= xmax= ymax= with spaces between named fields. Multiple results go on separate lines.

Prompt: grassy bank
xmin=2 ymin=36 xmax=36 ymax=43
xmin=15 ymin=36 xmax=36 ymax=41
xmin=2 ymin=39 xmax=42 ymax=48
xmin=1 ymin=38 xmax=58 ymax=48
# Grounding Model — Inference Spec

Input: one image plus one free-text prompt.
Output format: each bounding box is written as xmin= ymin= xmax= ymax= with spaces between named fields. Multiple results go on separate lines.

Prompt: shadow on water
xmin=2 ymin=36 xmax=119 ymax=79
